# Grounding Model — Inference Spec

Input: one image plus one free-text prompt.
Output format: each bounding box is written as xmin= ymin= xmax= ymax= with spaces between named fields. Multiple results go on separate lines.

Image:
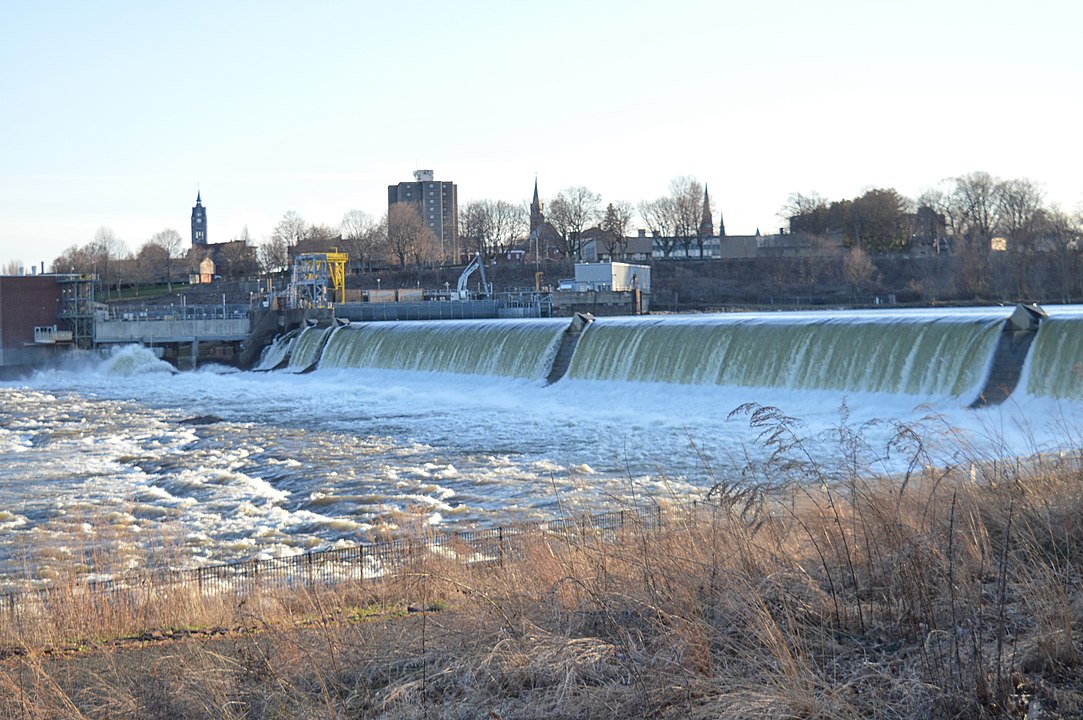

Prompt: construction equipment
xmin=456 ymin=252 xmax=492 ymax=299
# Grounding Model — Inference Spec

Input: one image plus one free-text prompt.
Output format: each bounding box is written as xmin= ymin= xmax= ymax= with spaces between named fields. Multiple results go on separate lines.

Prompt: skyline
xmin=2 ymin=1 xmax=1081 ymax=268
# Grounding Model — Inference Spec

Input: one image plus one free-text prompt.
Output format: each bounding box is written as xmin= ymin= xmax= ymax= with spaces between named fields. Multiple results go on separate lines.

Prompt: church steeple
xmin=699 ymin=185 xmax=714 ymax=238
xmin=530 ymin=177 xmax=544 ymax=236
xmin=191 ymin=191 xmax=208 ymax=246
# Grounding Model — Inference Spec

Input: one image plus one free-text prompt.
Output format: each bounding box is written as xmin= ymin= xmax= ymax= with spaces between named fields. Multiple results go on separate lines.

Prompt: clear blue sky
xmin=1 ymin=0 xmax=1079 ymax=268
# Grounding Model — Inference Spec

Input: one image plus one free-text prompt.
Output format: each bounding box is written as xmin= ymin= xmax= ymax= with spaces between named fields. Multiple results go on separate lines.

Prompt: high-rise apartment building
xmin=387 ymin=170 xmax=458 ymax=259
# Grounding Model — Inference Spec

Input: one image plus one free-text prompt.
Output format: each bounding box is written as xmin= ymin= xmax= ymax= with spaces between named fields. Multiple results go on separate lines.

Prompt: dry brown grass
xmin=2 ymin=440 xmax=1083 ymax=717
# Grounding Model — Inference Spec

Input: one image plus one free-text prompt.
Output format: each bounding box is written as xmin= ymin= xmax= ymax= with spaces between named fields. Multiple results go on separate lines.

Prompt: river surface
xmin=1 ymin=306 xmax=1082 ymax=585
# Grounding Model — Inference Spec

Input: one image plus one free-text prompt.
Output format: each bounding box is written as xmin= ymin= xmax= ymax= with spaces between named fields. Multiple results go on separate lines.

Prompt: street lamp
xmin=377 ymin=278 xmax=381 ymax=291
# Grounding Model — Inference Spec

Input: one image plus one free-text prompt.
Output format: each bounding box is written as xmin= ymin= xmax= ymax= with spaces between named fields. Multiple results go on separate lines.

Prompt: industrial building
xmin=0 ymin=274 xmax=96 ymax=376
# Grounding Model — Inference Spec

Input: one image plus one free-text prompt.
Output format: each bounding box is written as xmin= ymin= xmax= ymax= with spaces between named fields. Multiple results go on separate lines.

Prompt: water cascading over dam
xmin=316 ymin=318 xmax=569 ymax=378
xmin=253 ymin=329 xmax=297 ymax=371
xmin=287 ymin=325 xmax=337 ymax=370
xmin=1020 ymin=315 xmax=1083 ymax=399
xmin=567 ymin=313 xmax=1005 ymax=398
xmin=253 ymin=308 xmax=1067 ymax=404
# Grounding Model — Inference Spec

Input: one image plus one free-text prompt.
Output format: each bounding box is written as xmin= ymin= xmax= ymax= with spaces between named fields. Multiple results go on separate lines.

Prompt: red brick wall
xmin=0 ymin=277 xmax=61 ymax=350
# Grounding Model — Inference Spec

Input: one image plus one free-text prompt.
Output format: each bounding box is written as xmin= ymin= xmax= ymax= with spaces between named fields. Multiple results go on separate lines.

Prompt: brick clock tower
xmin=191 ymin=191 xmax=207 ymax=246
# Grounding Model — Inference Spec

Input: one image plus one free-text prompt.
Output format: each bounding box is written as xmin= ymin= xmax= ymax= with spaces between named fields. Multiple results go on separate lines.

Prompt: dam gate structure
xmin=253 ymin=303 xmax=1053 ymax=409
xmin=546 ymin=312 xmax=594 ymax=385
xmin=970 ymin=303 xmax=1047 ymax=408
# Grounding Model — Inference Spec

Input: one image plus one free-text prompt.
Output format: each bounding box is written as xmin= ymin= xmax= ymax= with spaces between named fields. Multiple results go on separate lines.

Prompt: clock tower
xmin=191 ymin=191 xmax=208 ymax=246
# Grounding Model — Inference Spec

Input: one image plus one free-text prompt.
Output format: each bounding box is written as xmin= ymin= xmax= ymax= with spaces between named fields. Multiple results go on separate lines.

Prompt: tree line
xmin=43 ymin=175 xmax=722 ymax=293
xmin=782 ymin=171 xmax=1080 ymax=255
xmin=43 ymin=170 xmax=1080 ymax=298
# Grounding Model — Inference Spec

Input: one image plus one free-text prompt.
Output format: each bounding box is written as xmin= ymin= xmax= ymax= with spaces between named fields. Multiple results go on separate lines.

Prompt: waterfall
xmin=288 ymin=326 xmax=337 ymax=370
xmin=253 ymin=309 xmax=1036 ymax=402
xmin=1021 ymin=316 xmax=1083 ymax=399
xmin=316 ymin=318 xmax=568 ymax=379
xmin=254 ymin=330 xmax=298 ymax=371
xmin=567 ymin=312 xmax=1004 ymax=398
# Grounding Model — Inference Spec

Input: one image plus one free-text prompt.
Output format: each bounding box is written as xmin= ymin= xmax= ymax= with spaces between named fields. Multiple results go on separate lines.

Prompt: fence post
xmin=498 ymin=527 xmax=504 ymax=568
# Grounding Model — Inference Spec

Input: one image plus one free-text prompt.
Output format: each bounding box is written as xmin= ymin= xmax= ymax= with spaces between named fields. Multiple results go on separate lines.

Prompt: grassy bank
xmin=1 ymin=439 xmax=1082 ymax=717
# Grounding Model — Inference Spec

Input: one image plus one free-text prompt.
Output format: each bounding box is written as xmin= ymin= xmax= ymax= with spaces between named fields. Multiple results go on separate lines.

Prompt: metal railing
xmin=106 ymin=304 xmax=250 ymax=322
xmin=0 ymin=507 xmax=665 ymax=615
xmin=2 ymin=449 xmax=1077 ymax=615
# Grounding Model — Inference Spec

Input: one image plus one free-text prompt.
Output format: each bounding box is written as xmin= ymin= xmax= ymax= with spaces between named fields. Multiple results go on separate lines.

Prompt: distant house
xmin=907 ymin=206 xmax=948 ymax=256
xmin=582 ymin=231 xmax=656 ymax=262
xmin=189 ymin=257 xmax=216 ymax=285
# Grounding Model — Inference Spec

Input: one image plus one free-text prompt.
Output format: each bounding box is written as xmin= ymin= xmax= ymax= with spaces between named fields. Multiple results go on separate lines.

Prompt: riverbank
xmin=2 ymin=448 xmax=1081 ymax=718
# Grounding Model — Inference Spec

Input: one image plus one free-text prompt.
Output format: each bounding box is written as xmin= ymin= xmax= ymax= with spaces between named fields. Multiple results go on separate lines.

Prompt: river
xmin=1 ymin=306 xmax=1081 ymax=585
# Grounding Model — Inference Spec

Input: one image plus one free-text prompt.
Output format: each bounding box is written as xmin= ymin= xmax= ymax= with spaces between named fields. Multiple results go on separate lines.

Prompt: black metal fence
xmin=3 ymin=450 xmax=1074 ymax=619
xmin=0 ymin=506 xmax=666 ymax=616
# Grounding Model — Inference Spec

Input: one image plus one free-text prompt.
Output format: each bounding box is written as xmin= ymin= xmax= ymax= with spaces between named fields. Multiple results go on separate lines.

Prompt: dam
xmin=4 ymin=304 xmax=1083 ymax=577
xmin=256 ymin=304 xmax=1063 ymax=406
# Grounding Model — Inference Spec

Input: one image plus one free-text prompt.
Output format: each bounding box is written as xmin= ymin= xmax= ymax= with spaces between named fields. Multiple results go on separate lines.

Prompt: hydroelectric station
xmin=1 ymin=253 xmax=1075 ymax=408
xmin=254 ymin=302 xmax=1069 ymax=408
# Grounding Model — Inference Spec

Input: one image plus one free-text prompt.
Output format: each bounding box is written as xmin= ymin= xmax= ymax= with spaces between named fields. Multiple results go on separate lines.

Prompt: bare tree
xmin=485 ymin=200 xmax=526 ymax=260
xmin=132 ymin=242 xmax=169 ymax=293
xmin=386 ymin=202 xmax=436 ymax=269
xmin=52 ymin=244 xmax=94 ymax=274
xmin=781 ymin=191 xmax=833 ymax=236
xmin=148 ymin=228 xmax=183 ymax=290
xmin=407 ymin=224 xmax=440 ymax=269
xmin=952 ymin=171 xmax=1000 ymax=243
xmin=89 ymin=227 xmax=129 ymax=300
xmin=459 ymin=201 xmax=489 ymax=259
xmin=1041 ymin=205 xmax=1083 ymax=301
xmin=341 ymin=209 xmax=381 ymax=272
xmin=2 ymin=260 xmax=22 ymax=275
xmin=546 ymin=187 xmax=601 ymax=261
xmin=666 ymin=176 xmax=705 ymax=258
xmin=780 ymin=191 xmax=828 ymax=220
xmin=996 ymin=178 xmax=1044 ymax=251
xmin=257 ymin=235 xmax=288 ymax=274
xmin=843 ymin=246 xmax=877 ymax=293
xmin=459 ymin=200 xmax=527 ymax=262
xmin=917 ymin=185 xmax=961 ymax=247
xmin=638 ymin=197 xmax=679 ymax=258
xmin=294 ymin=224 xmax=342 ymax=256
xmin=636 ymin=178 xmax=703 ymax=258
xmin=272 ymin=211 xmax=307 ymax=259
xmin=217 ymin=241 xmax=259 ymax=278
xmin=599 ymin=201 xmax=634 ymax=260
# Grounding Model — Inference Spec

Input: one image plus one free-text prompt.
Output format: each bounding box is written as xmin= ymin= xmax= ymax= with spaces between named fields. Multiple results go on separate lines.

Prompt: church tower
xmin=191 ymin=191 xmax=208 ymax=246
xmin=529 ymin=178 xmax=544 ymax=236
xmin=699 ymin=185 xmax=714 ymax=238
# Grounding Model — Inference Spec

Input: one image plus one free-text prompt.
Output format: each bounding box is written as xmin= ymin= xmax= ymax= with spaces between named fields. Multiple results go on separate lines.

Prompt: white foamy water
xmin=1 ymin=307 xmax=1082 ymax=584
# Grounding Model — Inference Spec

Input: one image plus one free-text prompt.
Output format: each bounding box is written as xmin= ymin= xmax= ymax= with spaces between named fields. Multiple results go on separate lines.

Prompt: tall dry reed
xmin=1 ymin=408 xmax=1081 ymax=717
